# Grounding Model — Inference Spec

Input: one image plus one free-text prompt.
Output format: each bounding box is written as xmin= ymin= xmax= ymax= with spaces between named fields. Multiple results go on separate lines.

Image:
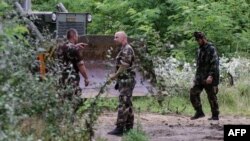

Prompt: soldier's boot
xmin=108 ymin=126 xmax=124 ymax=136
xmin=125 ymin=114 xmax=134 ymax=133
xmin=208 ymin=112 xmax=219 ymax=120
xmin=191 ymin=108 xmax=205 ymax=120
xmin=208 ymin=116 xmax=219 ymax=120
xmin=124 ymin=125 xmax=133 ymax=133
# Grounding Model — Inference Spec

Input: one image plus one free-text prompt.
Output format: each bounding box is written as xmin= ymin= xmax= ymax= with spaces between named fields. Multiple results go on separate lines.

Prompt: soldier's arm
xmin=76 ymin=42 xmax=88 ymax=49
xmin=78 ymin=61 xmax=89 ymax=86
xmin=208 ymin=46 xmax=219 ymax=77
xmin=109 ymin=48 xmax=134 ymax=80
xmin=120 ymin=60 xmax=130 ymax=67
xmin=195 ymin=49 xmax=199 ymax=76
xmin=110 ymin=62 xmax=127 ymax=80
xmin=75 ymin=49 xmax=89 ymax=86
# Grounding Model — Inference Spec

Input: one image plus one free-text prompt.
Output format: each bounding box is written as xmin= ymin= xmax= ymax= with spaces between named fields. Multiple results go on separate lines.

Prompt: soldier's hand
xmin=76 ymin=43 xmax=88 ymax=49
xmin=206 ymin=76 xmax=213 ymax=84
xmin=107 ymin=73 xmax=116 ymax=84
xmin=84 ymin=79 xmax=89 ymax=87
xmin=192 ymin=79 xmax=196 ymax=87
xmin=107 ymin=79 xmax=112 ymax=85
xmin=109 ymin=73 xmax=117 ymax=81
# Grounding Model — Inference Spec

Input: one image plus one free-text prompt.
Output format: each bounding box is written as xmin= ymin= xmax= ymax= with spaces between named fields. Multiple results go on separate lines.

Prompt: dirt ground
xmin=94 ymin=112 xmax=250 ymax=141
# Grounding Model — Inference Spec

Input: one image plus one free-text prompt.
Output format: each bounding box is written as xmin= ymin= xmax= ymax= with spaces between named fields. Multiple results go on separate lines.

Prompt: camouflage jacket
xmin=195 ymin=42 xmax=219 ymax=86
xmin=116 ymin=44 xmax=135 ymax=79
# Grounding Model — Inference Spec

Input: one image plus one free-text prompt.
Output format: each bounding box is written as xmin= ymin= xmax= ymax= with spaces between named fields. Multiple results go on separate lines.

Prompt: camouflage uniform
xmin=115 ymin=44 xmax=136 ymax=130
xmin=190 ymin=42 xmax=220 ymax=117
xmin=57 ymin=42 xmax=84 ymax=112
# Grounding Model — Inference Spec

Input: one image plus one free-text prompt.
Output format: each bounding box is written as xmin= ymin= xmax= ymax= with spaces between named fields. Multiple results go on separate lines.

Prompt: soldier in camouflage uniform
xmin=57 ymin=28 xmax=89 ymax=113
xmin=108 ymin=31 xmax=136 ymax=135
xmin=190 ymin=31 xmax=220 ymax=120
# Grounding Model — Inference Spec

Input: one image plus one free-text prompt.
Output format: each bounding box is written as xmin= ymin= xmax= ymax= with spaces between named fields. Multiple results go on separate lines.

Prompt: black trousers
xmin=190 ymin=84 xmax=219 ymax=116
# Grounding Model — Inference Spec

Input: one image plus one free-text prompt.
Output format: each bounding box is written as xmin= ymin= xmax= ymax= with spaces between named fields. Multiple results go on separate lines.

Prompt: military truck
xmin=15 ymin=0 xmax=92 ymax=39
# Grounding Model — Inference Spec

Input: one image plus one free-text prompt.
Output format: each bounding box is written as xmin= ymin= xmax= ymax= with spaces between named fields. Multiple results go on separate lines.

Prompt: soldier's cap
xmin=193 ymin=31 xmax=205 ymax=40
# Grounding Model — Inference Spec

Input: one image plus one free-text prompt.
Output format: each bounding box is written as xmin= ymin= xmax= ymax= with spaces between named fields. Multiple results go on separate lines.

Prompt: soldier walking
xmin=190 ymin=31 xmax=220 ymax=120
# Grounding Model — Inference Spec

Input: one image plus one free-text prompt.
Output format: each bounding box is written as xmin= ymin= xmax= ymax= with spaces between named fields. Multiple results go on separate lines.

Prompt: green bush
xmin=0 ymin=1 xmax=104 ymax=140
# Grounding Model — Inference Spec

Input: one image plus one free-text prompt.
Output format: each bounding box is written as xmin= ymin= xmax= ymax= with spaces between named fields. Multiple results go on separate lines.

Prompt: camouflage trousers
xmin=190 ymin=84 xmax=219 ymax=116
xmin=116 ymin=77 xmax=136 ymax=130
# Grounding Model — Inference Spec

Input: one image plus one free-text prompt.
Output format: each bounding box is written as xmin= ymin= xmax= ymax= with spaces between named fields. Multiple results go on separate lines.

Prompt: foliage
xmin=122 ymin=121 xmax=149 ymax=141
xmin=31 ymin=0 xmax=250 ymax=97
xmin=153 ymin=56 xmax=250 ymax=95
xmin=165 ymin=0 xmax=250 ymax=59
xmin=122 ymin=129 xmax=149 ymax=141
xmin=31 ymin=0 xmax=250 ymax=59
xmin=0 ymin=1 xmax=106 ymax=140
xmin=2 ymin=0 xmax=250 ymax=140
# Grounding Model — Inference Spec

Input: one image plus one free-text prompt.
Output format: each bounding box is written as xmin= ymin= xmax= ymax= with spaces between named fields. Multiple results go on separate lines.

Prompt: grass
xmin=95 ymin=137 xmax=108 ymax=141
xmin=122 ymin=129 xmax=149 ymax=141
xmin=218 ymin=76 xmax=250 ymax=116
xmin=122 ymin=121 xmax=149 ymax=141
xmin=17 ymin=76 xmax=250 ymax=141
xmin=15 ymin=78 xmax=250 ymax=141
xmin=96 ymin=75 xmax=250 ymax=117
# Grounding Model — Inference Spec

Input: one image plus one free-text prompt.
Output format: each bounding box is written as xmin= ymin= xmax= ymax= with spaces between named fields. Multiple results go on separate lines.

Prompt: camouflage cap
xmin=193 ymin=31 xmax=205 ymax=39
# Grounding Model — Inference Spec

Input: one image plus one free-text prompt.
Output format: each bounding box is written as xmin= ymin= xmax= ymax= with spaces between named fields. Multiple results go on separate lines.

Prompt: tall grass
xmin=218 ymin=73 xmax=250 ymax=116
xmin=93 ymin=72 xmax=250 ymax=116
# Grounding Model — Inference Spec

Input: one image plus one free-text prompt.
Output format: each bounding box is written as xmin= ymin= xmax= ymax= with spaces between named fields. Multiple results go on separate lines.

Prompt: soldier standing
xmin=57 ymin=28 xmax=89 ymax=113
xmin=190 ymin=31 xmax=220 ymax=120
xmin=108 ymin=31 xmax=136 ymax=135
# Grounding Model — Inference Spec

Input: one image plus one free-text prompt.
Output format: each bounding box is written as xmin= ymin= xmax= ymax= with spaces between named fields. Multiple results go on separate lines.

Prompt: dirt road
xmin=94 ymin=112 xmax=250 ymax=141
